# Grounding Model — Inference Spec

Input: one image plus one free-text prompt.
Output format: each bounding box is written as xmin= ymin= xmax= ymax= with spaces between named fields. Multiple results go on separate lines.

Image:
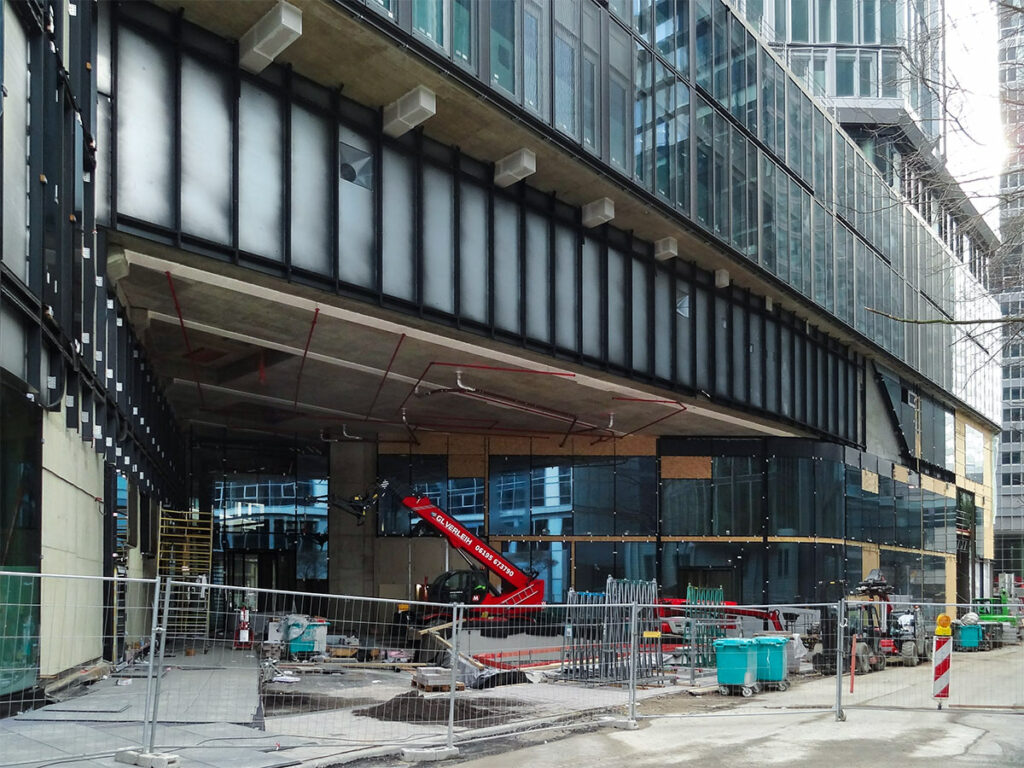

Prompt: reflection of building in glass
xmin=214 ymin=476 xmax=328 ymax=590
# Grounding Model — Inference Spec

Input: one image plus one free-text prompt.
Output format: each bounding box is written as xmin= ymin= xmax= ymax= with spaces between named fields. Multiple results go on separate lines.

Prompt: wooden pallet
xmin=411 ymin=679 xmax=465 ymax=692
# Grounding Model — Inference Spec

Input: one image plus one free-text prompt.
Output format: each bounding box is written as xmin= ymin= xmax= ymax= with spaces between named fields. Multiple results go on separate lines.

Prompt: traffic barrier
xmin=932 ymin=635 xmax=951 ymax=706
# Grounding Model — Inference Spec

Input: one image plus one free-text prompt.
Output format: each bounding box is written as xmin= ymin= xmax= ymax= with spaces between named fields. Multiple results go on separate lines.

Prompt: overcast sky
xmin=944 ymin=0 xmax=1003 ymax=231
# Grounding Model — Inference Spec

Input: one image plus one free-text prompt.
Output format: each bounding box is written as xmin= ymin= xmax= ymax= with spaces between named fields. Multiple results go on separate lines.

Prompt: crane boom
xmin=399 ymin=494 xmax=532 ymax=590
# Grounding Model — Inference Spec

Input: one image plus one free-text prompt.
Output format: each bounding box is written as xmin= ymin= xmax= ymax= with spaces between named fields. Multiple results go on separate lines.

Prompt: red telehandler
xmin=335 ymin=479 xmax=545 ymax=623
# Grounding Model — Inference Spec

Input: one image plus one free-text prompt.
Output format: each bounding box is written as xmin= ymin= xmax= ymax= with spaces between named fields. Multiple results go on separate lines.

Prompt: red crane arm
xmin=399 ymin=494 xmax=532 ymax=591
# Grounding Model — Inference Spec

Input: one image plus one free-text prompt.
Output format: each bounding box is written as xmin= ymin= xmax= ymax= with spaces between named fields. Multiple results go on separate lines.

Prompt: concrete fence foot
xmin=400 ymin=746 xmax=460 ymax=762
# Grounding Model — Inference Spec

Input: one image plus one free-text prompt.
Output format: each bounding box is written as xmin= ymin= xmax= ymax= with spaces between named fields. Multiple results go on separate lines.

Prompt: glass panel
xmin=695 ymin=0 xmax=712 ymax=91
xmin=610 ymin=23 xmax=632 ymax=170
xmin=524 ymin=211 xmax=550 ymax=342
xmin=240 ymin=84 xmax=283 ymax=261
xmin=381 ymin=148 xmax=415 ymax=299
xmin=791 ymin=0 xmax=809 ymax=42
xmin=862 ymin=0 xmax=877 ymax=44
xmin=489 ymin=455 xmax=531 ymax=535
xmin=459 ymin=182 xmax=488 ymax=323
xmin=582 ymin=3 xmax=601 ymax=151
xmin=338 ymin=127 xmax=375 ymax=287
xmin=607 ymin=248 xmax=627 ymax=366
xmin=523 ymin=1 xmax=548 ymax=117
xmin=836 ymin=52 xmax=856 ymax=96
xmin=632 ymin=259 xmax=649 ymax=372
xmin=493 ymin=197 xmax=521 ymax=333
xmin=573 ymin=457 xmax=614 ymax=535
xmin=453 ymin=0 xmax=474 ymax=66
xmin=582 ymin=237 xmax=602 ymax=358
xmin=615 ymin=457 xmax=657 ymax=535
xmin=675 ymin=82 xmax=690 ymax=213
xmin=837 ymin=0 xmax=854 ymax=43
xmin=3 ymin=6 xmax=30 ymax=283
xmin=423 ymin=165 xmax=454 ymax=313
xmin=554 ymin=33 xmax=578 ymax=135
xmin=819 ymin=0 xmax=833 ymax=42
xmin=575 ymin=542 xmax=615 ymax=591
xmin=116 ymin=29 xmax=173 ymax=227
xmin=662 ymin=477 xmax=712 ymax=535
xmin=554 ymin=225 xmax=577 ymax=351
xmin=880 ymin=0 xmax=898 ymax=44
xmin=489 ymin=0 xmax=517 ymax=94
xmin=859 ymin=52 xmax=877 ymax=97
xmin=290 ymin=106 xmax=331 ymax=275
xmin=180 ymin=57 xmax=232 ymax=244
xmin=635 ymin=45 xmax=653 ymax=187
xmin=412 ymin=0 xmax=445 ymax=47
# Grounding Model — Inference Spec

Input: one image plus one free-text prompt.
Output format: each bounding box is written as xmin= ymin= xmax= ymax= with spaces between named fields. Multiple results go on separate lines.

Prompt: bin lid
xmin=753 ymin=636 xmax=789 ymax=645
xmin=713 ymin=638 xmax=754 ymax=648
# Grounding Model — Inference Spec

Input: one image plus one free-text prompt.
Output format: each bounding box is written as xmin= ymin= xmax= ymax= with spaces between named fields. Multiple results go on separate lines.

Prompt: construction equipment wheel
xmin=870 ymin=654 xmax=886 ymax=672
xmin=752 ymin=682 xmax=761 ymax=694
xmin=719 ymin=685 xmax=731 ymax=696
xmin=777 ymin=679 xmax=791 ymax=692
xmin=902 ymin=641 xmax=919 ymax=666
xmin=741 ymin=686 xmax=754 ymax=697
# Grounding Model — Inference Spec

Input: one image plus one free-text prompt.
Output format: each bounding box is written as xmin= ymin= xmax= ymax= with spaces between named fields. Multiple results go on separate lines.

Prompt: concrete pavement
xmin=364 ymin=708 xmax=1024 ymax=768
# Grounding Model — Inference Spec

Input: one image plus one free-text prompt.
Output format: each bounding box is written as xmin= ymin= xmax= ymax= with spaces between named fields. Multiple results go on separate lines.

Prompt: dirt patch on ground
xmin=354 ymin=690 xmax=527 ymax=725
xmin=262 ymin=692 xmax=381 ymax=716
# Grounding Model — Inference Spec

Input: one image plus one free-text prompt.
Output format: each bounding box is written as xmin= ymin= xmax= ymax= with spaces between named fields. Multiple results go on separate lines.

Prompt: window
xmin=881 ymin=50 xmax=899 ymax=97
xmin=837 ymin=0 xmax=855 ymax=43
xmin=582 ymin=2 xmax=601 ymax=151
xmin=791 ymin=0 xmax=810 ymax=42
xmin=453 ymin=0 xmax=474 ymax=65
xmin=523 ymin=0 xmax=548 ymax=116
xmin=862 ymin=0 xmax=877 ymax=44
xmin=859 ymin=52 xmax=877 ymax=97
xmin=837 ymin=52 xmax=856 ymax=96
xmin=610 ymin=23 xmax=632 ymax=171
xmin=818 ymin=0 xmax=833 ymax=42
xmin=490 ymin=0 xmax=516 ymax=94
xmin=880 ymin=0 xmax=898 ymax=44
xmin=413 ymin=0 xmax=445 ymax=47
xmin=553 ymin=1 xmax=579 ymax=136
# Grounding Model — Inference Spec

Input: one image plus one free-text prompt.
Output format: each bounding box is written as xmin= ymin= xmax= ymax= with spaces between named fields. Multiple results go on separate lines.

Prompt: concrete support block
xmin=401 ymin=746 xmax=460 ymax=762
xmin=114 ymin=749 xmax=141 ymax=765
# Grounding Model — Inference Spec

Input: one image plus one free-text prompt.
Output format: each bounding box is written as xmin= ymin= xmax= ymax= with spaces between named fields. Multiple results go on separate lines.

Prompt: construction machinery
xmin=337 ymin=480 xmax=544 ymax=622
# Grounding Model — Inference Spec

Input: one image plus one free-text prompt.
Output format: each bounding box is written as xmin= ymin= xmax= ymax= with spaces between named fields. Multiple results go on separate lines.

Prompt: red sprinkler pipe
xmin=165 ymin=271 xmax=205 ymax=408
xmin=364 ymin=333 xmax=405 ymax=421
xmin=293 ymin=307 xmax=320 ymax=409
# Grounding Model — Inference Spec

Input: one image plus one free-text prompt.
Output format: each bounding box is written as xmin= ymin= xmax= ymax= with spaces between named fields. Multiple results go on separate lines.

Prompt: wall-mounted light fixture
xmin=654 ymin=237 xmax=678 ymax=261
xmin=582 ymin=197 xmax=614 ymax=228
xmin=494 ymin=148 xmax=536 ymax=188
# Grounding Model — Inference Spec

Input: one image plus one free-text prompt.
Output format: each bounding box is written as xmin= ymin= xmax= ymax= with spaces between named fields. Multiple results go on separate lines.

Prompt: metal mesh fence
xmin=838 ymin=600 xmax=1024 ymax=712
xmin=4 ymin=574 xmax=1022 ymax=766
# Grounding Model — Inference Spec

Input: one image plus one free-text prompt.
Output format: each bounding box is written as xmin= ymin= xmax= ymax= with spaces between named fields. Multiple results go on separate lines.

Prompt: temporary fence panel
xmin=636 ymin=601 xmax=843 ymax=720
xmin=0 ymin=571 xmax=161 ymax=766
xmin=839 ymin=600 xmax=1024 ymax=712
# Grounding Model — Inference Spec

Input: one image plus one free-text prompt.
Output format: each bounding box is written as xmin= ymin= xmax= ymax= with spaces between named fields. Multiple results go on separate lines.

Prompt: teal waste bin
xmin=958 ymin=624 xmax=982 ymax=650
xmin=713 ymin=638 xmax=757 ymax=695
xmin=754 ymin=636 xmax=791 ymax=691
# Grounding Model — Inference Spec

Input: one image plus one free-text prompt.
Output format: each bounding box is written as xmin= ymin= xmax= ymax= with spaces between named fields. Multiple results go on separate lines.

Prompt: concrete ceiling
xmin=110 ymin=237 xmax=801 ymax=445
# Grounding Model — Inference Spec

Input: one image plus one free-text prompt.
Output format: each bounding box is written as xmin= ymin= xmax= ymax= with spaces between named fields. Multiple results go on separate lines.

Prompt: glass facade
xmin=382 ymin=439 xmax=959 ymax=602
xmin=214 ymin=474 xmax=330 ymax=591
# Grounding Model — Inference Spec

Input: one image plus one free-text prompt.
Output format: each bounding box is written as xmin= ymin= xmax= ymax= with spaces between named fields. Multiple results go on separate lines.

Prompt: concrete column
xmin=328 ymin=442 xmax=377 ymax=596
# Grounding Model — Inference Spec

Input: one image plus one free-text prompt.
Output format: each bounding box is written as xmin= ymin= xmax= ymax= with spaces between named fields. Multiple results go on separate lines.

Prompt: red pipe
xmin=165 ymin=271 xmax=205 ymax=409
xmin=293 ymin=307 xmax=320 ymax=409
xmin=364 ymin=333 xmax=405 ymax=421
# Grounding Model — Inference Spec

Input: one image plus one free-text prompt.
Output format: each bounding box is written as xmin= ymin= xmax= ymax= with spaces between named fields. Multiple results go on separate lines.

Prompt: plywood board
xmin=661 ymin=456 xmax=712 ymax=479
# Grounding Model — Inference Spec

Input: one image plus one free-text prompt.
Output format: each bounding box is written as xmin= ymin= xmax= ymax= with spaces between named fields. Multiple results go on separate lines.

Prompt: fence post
xmin=834 ymin=599 xmax=846 ymax=722
xmin=628 ymin=602 xmax=638 ymax=724
xmin=446 ymin=603 xmax=462 ymax=750
xmin=147 ymin=577 xmax=174 ymax=753
xmin=141 ymin=577 xmax=162 ymax=752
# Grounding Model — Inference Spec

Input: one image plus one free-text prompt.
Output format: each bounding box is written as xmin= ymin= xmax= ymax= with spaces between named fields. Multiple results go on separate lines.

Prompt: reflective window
xmin=610 ymin=22 xmax=633 ymax=171
xmin=490 ymin=0 xmax=517 ymax=94
xmin=554 ymin=1 xmax=579 ymax=136
xmin=523 ymin=0 xmax=549 ymax=116
xmin=453 ymin=0 xmax=474 ymax=66
xmin=412 ymin=0 xmax=445 ymax=47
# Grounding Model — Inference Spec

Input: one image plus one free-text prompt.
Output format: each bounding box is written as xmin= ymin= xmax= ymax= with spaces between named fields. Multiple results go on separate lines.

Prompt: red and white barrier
xmin=932 ymin=635 xmax=951 ymax=706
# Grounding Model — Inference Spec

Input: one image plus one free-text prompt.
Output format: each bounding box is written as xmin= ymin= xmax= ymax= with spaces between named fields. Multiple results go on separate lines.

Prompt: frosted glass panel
xmin=96 ymin=97 xmax=112 ymax=226
xmin=460 ymin=183 xmax=488 ymax=323
xmin=423 ymin=166 xmax=454 ymax=312
xmin=116 ymin=29 xmax=173 ymax=226
xmin=554 ymin=226 xmax=577 ymax=351
xmin=338 ymin=127 xmax=375 ymax=287
xmin=240 ymin=83 xmax=283 ymax=261
xmin=382 ymin=148 xmax=415 ymax=301
xmin=181 ymin=57 xmax=232 ymax=244
xmin=524 ymin=212 xmax=549 ymax=342
xmin=0 ymin=307 xmax=27 ymax=379
xmin=291 ymin=106 xmax=331 ymax=274
xmin=607 ymin=248 xmax=626 ymax=365
xmin=654 ymin=268 xmax=672 ymax=379
xmin=582 ymin=238 xmax=601 ymax=357
xmin=631 ymin=259 xmax=648 ymax=371
xmin=493 ymin=198 xmax=520 ymax=333
xmin=3 ymin=3 xmax=30 ymax=284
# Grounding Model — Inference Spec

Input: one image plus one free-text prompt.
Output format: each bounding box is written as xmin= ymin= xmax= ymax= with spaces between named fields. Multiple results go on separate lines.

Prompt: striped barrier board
xmin=932 ymin=635 xmax=951 ymax=704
